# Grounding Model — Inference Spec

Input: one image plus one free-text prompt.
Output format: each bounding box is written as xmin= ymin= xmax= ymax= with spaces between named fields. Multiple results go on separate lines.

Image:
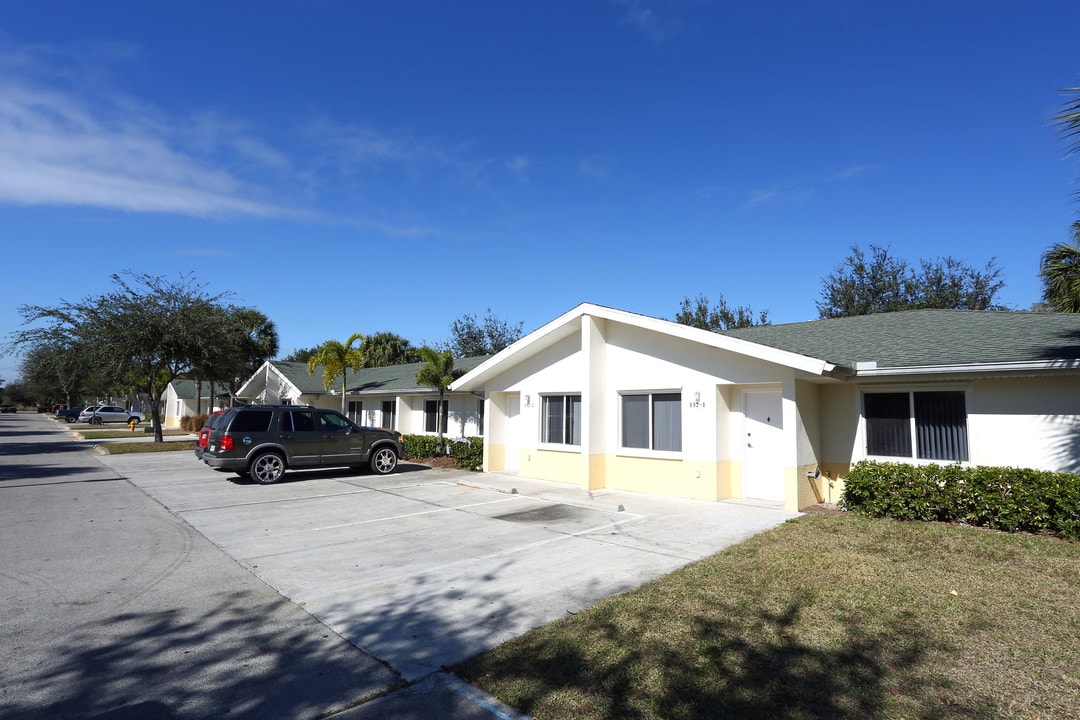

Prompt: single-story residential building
xmin=160 ymin=379 xmax=229 ymax=428
xmin=450 ymin=303 xmax=1080 ymax=512
xmin=233 ymin=357 xmax=489 ymax=438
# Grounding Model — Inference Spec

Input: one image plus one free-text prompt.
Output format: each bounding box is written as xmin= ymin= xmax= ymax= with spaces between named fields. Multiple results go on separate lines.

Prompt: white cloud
xmin=740 ymin=165 xmax=879 ymax=209
xmin=616 ymin=1 xmax=682 ymax=44
xmin=0 ymin=44 xmax=287 ymax=218
xmin=507 ymin=155 xmax=530 ymax=182
xmin=578 ymin=154 xmax=613 ymax=181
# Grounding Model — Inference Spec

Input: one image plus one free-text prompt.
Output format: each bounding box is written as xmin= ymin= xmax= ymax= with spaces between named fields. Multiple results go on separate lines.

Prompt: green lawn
xmin=456 ymin=513 xmax=1080 ymax=720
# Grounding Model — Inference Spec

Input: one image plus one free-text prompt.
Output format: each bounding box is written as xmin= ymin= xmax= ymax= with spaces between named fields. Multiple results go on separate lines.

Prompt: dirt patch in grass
xmin=457 ymin=513 xmax=1080 ymax=720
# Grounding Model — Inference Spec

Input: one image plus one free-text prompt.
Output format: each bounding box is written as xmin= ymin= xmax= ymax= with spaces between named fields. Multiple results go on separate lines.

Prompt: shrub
xmin=842 ymin=460 xmax=1080 ymax=541
xmin=402 ymin=434 xmax=439 ymax=460
xmin=449 ymin=436 xmax=484 ymax=471
xmin=401 ymin=434 xmax=484 ymax=471
xmin=181 ymin=413 xmax=207 ymax=432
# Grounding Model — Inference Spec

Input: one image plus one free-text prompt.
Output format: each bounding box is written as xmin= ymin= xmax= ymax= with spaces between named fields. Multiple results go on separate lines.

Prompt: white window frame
xmin=860 ymin=385 xmax=971 ymax=464
xmin=618 ymin=390 xmax=683 ymax=456
xmin=424 ymin=399 xmax=449 ymax=435
xmin=539 ymin=393 xmax=581 ymax=447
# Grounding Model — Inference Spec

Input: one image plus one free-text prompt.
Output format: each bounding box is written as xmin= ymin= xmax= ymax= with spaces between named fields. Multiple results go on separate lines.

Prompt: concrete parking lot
xmin=101 ymin=450 xmax=799 ymax=683
xmin=3 ymin=413 xmax=799 ymax=718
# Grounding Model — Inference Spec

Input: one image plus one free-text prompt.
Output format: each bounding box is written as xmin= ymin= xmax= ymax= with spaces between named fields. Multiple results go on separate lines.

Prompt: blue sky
xmin=2 ymin=1 xmax=1079 ymax=382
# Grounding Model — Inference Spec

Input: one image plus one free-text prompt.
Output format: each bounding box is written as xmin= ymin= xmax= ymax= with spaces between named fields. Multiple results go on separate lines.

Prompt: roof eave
xmin=452 ymin=302 xmax=837 ymax=391
xmin=853 ymin=359 xmax=1080 ymax=378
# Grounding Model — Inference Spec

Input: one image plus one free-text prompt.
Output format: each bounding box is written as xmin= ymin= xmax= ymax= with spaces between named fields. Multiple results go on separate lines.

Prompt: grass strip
xmin=457 ymin=513 xmax=1080 ymax=720
xmin=100 ymin=441 xmax=198 ymax=454
xmin=80 ymin=429 xmax=191 ymax=439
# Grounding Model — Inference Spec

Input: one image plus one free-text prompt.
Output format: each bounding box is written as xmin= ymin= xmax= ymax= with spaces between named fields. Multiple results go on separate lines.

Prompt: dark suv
xmin=202 ymin=405 xmax=403 ymax=484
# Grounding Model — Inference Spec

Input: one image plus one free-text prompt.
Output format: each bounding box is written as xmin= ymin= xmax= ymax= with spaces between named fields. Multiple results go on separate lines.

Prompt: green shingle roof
xmin=270 ymin=355 xmax=490 ymax=395
xmin=169 ymin=378 xmax=232 ymax=399
xmin=722 ymin=310 xmax=1080 ymax=369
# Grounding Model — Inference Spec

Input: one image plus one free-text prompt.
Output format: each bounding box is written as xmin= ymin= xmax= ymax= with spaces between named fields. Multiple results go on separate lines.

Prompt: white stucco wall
xmin=816 ymin=375 xmax=1080 ymax=476
xmin=969 ymin=376 xmax=1080 ymax=473
xmin=397 ymin=393 xmax=485 ymax=438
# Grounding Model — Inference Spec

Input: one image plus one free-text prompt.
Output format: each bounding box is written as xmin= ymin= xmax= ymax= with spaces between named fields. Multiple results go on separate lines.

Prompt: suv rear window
xmin=228 ymin=410 xmax=274 ymax=433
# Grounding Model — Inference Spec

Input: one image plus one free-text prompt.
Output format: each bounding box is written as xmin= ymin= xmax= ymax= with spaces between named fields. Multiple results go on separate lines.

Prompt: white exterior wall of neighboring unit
xmin=398 ymin=393 xmax=485 ymax=438
xmin=969 ymin=375 xmax=1080 ymax=474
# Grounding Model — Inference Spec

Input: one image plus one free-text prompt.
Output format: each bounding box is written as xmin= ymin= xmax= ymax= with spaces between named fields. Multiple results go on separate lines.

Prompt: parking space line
xmin=170 ymin=480 xmax=467 ymax=513
xmin=195 ymin=495 xmax=535 ymax=539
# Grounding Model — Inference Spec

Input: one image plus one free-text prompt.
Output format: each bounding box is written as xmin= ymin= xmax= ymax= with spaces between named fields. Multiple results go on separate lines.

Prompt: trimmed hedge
xmin=448 ymin=436 xmax=484 ymax=471
xmin=401 ymin=434 xmax=484 ymax=472
xmin=841 ymin=460 xmax=1080 ymax=541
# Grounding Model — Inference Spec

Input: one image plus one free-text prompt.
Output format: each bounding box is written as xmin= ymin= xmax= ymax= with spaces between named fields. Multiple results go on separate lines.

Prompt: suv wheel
xmin=91 ymin=416 xmax=103 ymax=425
xmin=369 ymin=446 xmax=398 ymax=475
xmin=250 ymin=451 xmax=286 ymax=484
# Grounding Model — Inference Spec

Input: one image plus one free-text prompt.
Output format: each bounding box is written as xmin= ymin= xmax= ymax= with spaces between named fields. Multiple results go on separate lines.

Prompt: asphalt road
xmin=0 ymin=413 xmax=398 ymax=719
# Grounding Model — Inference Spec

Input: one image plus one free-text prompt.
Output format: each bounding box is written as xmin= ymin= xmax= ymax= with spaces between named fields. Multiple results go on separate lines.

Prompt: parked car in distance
xmin=79 ymin=405 xmax=144 ymax=425
xmin=0 ymin=405 xmax=17 ymax=413
xmin=202 ymin=405 xmax=403 ymax=484
xmin=57 ymin=407 xmax=85 ymax=422
xmin=194 ymin=411 xmax=224 ymax=460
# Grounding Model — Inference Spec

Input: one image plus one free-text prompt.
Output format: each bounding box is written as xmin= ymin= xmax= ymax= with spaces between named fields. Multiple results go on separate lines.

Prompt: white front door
xmin=743 ymin=390 xmax=784 ymax=502
xmin=504 ymin=394 xmax=520 ymax=472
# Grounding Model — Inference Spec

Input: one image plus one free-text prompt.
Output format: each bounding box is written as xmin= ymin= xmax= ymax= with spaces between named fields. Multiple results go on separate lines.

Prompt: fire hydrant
xmin=128 ymin=418 xmax=137 ymax=432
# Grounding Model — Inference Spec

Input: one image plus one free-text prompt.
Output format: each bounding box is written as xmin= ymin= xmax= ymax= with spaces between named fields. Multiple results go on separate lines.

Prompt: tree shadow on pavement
xmin=0 ymin=590 xmax=398 ymax=720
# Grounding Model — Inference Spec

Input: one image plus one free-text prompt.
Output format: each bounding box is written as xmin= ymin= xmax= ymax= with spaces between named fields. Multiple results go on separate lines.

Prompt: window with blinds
xmin=864 ymin=390 xmax=968 ymax=462
xmin=621 ymin=392 xmax=682 ymax=452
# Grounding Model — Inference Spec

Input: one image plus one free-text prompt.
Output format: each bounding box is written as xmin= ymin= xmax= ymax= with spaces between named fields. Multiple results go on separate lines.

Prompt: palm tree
xmin=1039 ymin=222 xmax=1080 ymax=313
xmin=307 ymin=333 xmax=365 ymax=413
xmin=226 ymin=307 xmax=280 ymax=405
xmin=415 ymin=346 xmax=464 ymax=455
xmin=232 ymin=307 xmax=280 ymax=371
xmin=1054 ymin=86 xmax=1080 ymax=201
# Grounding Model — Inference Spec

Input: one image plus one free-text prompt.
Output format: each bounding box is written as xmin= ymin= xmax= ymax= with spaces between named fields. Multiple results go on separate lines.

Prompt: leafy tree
xmin=447 ymin=309 xmax=523 ymax=357
xmin=1039 ymin=222 xmax=1080 ymax=313
xmin=280 ymin=346 xmax=317 ymax=363
xmin=306 ymin=333 xmax=365 ymax=414
xmin=675 ymin=294 xmax=769 ymax=331
xmin=415 ymin=346 xmax=464 ymax=455
xmin=184 ymin=306 xmax=277 ymax=414
xmin=18 ymin=340 xmax=90 ymax=408
xmin=1 ymin=380 xmax=30 ymax=407
xmin=12 ymin=272 xmax=233 ymax=441
xmin=816 ymin=245 xmax=1006 ymax=318
xmin=361 ymin=332 xmax=419 ymax=367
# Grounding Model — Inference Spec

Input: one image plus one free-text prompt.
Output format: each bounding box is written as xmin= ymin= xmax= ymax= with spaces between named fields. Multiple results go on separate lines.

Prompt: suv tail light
xmin=220 ymin=435 xmax=235 ymax=452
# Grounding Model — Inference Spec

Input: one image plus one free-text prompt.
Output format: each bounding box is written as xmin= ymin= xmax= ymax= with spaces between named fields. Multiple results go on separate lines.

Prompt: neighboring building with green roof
xmin=162 ymin=356 xmax=489 ymax=439
xmin=451 ymin=303 xmax=1080 ymax=512
xmin=236 ymin=356 xmax=489 ymax=438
